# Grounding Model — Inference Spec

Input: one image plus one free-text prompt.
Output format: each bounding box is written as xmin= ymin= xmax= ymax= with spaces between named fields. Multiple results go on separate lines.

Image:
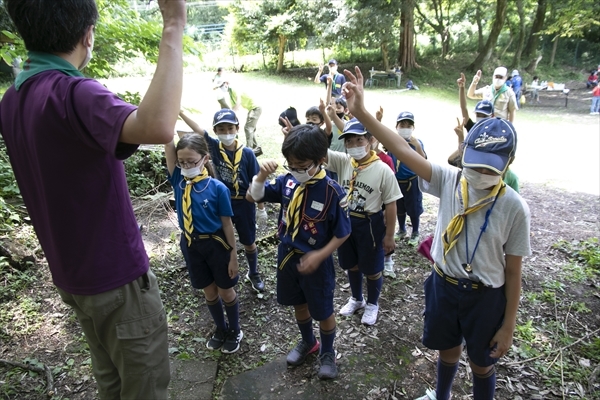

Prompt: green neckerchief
xmin=15 ymin=51 xmax=83 ymax=91
xmin=490 ymin=84 xmax=508 ymax=104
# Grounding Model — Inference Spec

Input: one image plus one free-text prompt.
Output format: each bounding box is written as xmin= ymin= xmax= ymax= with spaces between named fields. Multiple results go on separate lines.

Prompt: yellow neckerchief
xmin=285 ymin=168 xmax=327 ymax=241
xmin=441 ymin=176 xmax=506 ymax=263
xmin=182 ymin=168 xmax=210 ymax=245
xmin=347 ymin=150 xmax=379 ymax=203
xmin=219 ymin=140 xmax=243 ymax=197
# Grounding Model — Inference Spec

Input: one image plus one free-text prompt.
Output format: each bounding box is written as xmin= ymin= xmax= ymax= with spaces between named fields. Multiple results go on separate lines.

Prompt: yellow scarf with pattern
xmin=348 ymin=150 xmax=379 ymax=203
xmin=285 ymin=168 xmax=327 ymax=241
xmin=219 ymin=141 xmax=243 ymax=197
xmin=182 ymin=168 xmax=210 ymax=245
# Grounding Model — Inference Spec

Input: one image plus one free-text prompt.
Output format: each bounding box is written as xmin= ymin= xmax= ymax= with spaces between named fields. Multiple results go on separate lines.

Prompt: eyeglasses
xmin=176 ymin=159 xmax=204 ymax=169
xmin=283 ymin=162 xmax=314 ymax=174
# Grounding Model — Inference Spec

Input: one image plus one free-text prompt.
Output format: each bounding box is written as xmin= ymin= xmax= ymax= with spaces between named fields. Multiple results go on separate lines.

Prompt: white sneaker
xmin=383 ymin=259 xmax=396 ymax=278
xmin=361 ymin=303 xmax=379 ymax=325
xmin=339 ymin=297 xmax=366 ymax=316
xmin=415 ymin=388 xmax=437 ymax=400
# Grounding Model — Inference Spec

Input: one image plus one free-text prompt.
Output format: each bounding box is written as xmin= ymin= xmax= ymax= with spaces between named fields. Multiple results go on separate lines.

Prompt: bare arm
xmin=383 ymin=202 xmax=396 ymax=254
xmin=246 ymin=161 xmax=278 ymax=202
xmin=466 ymin=70 xmax=482 ymax=100
xmin=408 ymin=136 xmax=427 ymax=159
xmin=164 ymin=138 xmax=177 ymax=176
xmin=179 ymin=111 xmax=204 ymax=133
xmin=447 ymin=118 xmax=465 ymax=165
xmin=457 ymin=73 xmax=470 ymax=121
xmin=320 ymin=98 xmax=332 ymax=135
xmin=326 ymin=75 xmax=333 ymax=106
xmin=326 ymin=105 xmax=345 ymax=131
xmin=489 ymin=254 xmax=522 ymax=358
xmin=313 ymin=65 xmax=324 ymax=84
xmin=221 ymin=216 xmax=239 ymax=279
xmin=120 ymin=0 xmax=186 ymax=145
xmin=343 ymin=67 xmax=433 ymax=182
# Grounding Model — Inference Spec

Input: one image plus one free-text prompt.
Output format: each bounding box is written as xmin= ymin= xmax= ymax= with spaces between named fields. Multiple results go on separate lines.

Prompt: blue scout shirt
xmin=260 ymin=173 xmax=351 ymax=253
xmin=389 ymin=139 xmax=425 ymax=180
xmin=168 ymin=167 xmax=233 ymax=234
xmin=319 ymin=73 xmax=346 ymax=97
xmin=204 ymin=131 xmax=260 ymax=198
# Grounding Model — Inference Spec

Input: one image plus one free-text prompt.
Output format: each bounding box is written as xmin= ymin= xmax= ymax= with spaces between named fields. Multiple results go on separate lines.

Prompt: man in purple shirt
xmin=0 ymin=1 xmax=186 ymax=398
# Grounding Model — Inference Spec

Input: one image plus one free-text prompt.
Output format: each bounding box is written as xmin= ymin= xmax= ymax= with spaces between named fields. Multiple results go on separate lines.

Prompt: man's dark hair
xmin=282 ymin=124 xmax=328 ymax=165
xmin=305 ymin=106 xmax=324 ymax=123
xmin=5 ymin=0 xmax=99 ymax=53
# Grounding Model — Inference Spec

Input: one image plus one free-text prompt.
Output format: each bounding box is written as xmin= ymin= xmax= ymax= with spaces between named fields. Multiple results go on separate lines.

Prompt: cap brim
xmin=396 ymin=118 xmax=415 ymax=123
xmin=213 ymin=120 xmax=238 ymax=127
xmin=338 ymin=131 xmax=366 ymax=140
xmin=462 ymin=148 xmax=508 ymax=175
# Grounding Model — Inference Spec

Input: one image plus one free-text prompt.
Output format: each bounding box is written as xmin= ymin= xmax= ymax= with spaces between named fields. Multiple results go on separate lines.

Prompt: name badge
xmin=311 ymin=201 xmax=324 ymax=211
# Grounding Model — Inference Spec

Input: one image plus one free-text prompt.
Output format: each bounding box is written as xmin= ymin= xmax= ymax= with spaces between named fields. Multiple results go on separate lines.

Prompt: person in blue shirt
xmin=246 ymin=124 xmax=351 ymax=380
xmin=389 ymin=112 xmax=427 ymax=245
xmin=314 ymin=59 xmax=347 ymax=98
xmin=510 ymin=70 xmax=523 ymax=108
xmin=179 ymin=110 xmax=267 ymax=293
xmin=165 ymin=133 xmax=243 ymax=354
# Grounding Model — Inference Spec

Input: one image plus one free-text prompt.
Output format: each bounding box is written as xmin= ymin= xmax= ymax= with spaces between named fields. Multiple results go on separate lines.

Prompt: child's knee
xmin=218 ymin=287 xmax=236 ymax=302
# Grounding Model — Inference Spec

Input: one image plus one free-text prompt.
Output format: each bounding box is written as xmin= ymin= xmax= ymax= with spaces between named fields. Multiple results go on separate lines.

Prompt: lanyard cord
xmin=465 ymin=193 xmax=500 ymax=265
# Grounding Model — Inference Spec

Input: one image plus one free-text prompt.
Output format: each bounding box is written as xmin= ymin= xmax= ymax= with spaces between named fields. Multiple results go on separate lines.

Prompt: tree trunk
xmin=523 ymin=0 xmax=547 ymax=60
xmin=467 ymin=0 xmax=508 ymax=72
xmin=499 ymin=33 xmax=513 ymax=59
xmin=441 ymin=28 xmax=450 ymax=59
xmin=511 ymin=0 xmax=526 ymax=67
xmin=475 ymin=3 xmax=484 ymax=53
xmin=382 ymin=42 xmax=390 ymax=71
xmin=397 ymin=0 xmax=418 ymax=73
xmin=276 ymin=35 xmax=286 ymax=73
xmin=550 ymin=36 xmax=558 ymax=67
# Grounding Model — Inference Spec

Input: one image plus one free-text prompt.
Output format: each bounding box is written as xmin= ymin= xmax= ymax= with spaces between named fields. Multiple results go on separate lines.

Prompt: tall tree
xmin=522 ymin=0 xmax=547 ymax=72
xmin=467 ymin=0 xmax=508 ymax=72
xmin=398 ymin=0 xmax=418 ymax=73
xmin=510 ymin=0 xmax=526 ymax=68
xmin=230 ymin=0 xmax=336 ymax=73
xmin=415 ymin=0 xmax=453 ymax=58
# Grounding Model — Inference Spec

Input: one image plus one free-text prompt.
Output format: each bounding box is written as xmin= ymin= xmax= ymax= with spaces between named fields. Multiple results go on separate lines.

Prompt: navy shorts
xmin=337 ymin=211 xmax=385 ymax=275
xmin=276 ymin=243 xmax=335 ymax=321
xmin=182 ymin=231 xmax=239 ymax=290
xmin=422 ymin=267 xmax=507 ymax=367
xmin=231 ymin=198 xmax=256 ymax=246
xmin=396 ymin=178 xmax=423 ymax=218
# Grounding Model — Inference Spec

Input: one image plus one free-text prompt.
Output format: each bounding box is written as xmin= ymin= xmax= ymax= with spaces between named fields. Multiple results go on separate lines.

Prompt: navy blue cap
xmin=212 ymin=109 xmax=239 ymax=126
xmin=462 ymin=117 xmax=517 ymax=175
xmin=328 ymin=59 xmax=338 ymax=65
xmin=474 ymin=100 xmax=494 ymax=116
xmin=338 ymin=118 xmax=367 ymax=140
xmin=396 ymin=111 xmax=415 ymax=123
xmin=278 ymin=107 xmax=300 ymax=127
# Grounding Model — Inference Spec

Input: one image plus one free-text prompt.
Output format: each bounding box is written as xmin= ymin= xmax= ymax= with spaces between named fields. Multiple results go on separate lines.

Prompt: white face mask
xmin=493 ymin=78 xmax=505 ymax=89
xmin=329 ymin=65 xmax=338 ymax=74
xmin=290 ymin=165 xmax=316 ymax=183
xmin=218 ymin=134 xmax=236 ymax=146
xmin=397 ymin=127 xmax=412 ymax=140
xmin=79 ymin=30 xmax=94 ymax=70
xmin=180 ymin=157 xmax=206 ymax=178
xmin=346 ymin=145 xmax=369 ymax=160
xmin=463 ymin=167 xmax=501 ymax=190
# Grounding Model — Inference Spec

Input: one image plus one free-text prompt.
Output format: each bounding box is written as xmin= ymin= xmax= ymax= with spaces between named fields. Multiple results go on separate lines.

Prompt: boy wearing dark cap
xmin=326 ymin=118 xmax=401 ymax=325
xmin=314 ymin=59 xmax=347 ymax=98
xmin=388 ymin=111 xmax=427 ymax=246
xmin=341 ymin=66 xmax=531 ymax=400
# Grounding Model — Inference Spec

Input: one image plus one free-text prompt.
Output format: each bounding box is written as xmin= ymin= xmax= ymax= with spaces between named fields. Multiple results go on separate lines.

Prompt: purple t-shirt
xmin=0 ymin=70 xmax=146 ymax=295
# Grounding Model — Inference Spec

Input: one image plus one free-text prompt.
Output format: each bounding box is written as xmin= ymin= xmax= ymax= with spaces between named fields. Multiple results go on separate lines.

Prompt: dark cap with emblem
xmin=462 ymin=117 xmax=517 ymax=174
xmin=278 ymin=107 xmax=300 ymax=127
xmin=212 ymin=109 xmax=239 ymax=126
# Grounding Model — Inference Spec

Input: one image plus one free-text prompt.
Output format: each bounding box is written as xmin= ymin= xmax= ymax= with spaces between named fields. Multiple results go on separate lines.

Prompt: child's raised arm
xmin=246 ymin=160 xmax=278 ymax=203
xmin=179 ymin=110 xmax=204 ymax=134
xmin=164 ymin=136 xmax=177 ymax=176
xmin=342 ymin=66 xmax=433 ymax=182
xmin=326 ymin=105 xmax=345 ymax=132
xmin=457 ymin=73 xmax=470 ymax=122
xmin=320 ymin=98 xmax=332 ymax=136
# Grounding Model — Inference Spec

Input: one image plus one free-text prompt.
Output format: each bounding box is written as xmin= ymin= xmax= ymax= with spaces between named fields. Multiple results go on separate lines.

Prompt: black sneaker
xmin=317 ymin=352 xmax=338 ymax=380
xmin=221 ymin=329 xmax=244 ymax=354
xmin=206 ymin=327 xmax=227 ymax=350
xmin=286 ymin=339 xmax=320 ymax=366
xmin=246 ymin=272 xmax=265 ymax=292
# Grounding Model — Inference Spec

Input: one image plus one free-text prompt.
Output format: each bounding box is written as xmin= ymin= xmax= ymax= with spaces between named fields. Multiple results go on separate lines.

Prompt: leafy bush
xmin=123 ymin=150 xmax=169 ymax=197
xmin=554 ymin=238 xmax=600 ymax=270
